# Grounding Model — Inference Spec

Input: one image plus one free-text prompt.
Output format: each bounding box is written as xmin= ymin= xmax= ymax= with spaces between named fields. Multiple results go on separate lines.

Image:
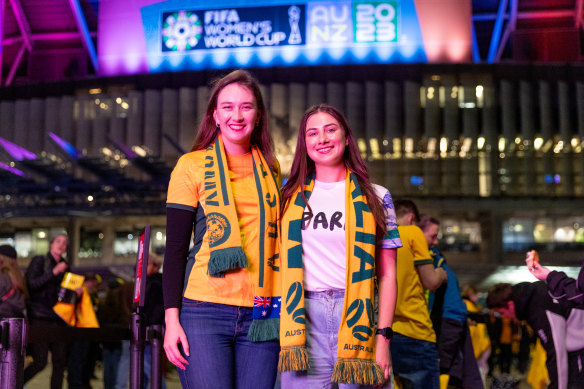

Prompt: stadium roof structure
xmin=0 ymin=0 xmax=98 ymax=86
xmin=0 ymin=134 xmax=170 ymax=217
xmin=1 ymin=0 xmax=583 ymax=86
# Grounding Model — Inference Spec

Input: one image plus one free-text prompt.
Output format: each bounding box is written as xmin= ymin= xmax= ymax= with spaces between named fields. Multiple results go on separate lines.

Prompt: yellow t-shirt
xmin=166 ymin=150 xmax=259 ymax=307
xmin=464 ymin=299 xmax=491 ymax=358
xmin=393 ymin=225 xmax=436 ymax=343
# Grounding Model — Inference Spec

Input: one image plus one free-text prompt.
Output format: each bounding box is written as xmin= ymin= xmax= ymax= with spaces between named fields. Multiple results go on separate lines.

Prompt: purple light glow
xmin=97 ymin=0 xmax=161 ymax=76
xmin=0 ymin=161 xmax=25 ymax=177
xmin=0 ymin=137 xmax=37 ymax=161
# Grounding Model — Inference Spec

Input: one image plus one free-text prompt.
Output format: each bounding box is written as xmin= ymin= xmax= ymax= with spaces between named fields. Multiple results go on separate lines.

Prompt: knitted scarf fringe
xmin=207 ymin=247 xmax=248 ymax=277
xmin=331 ymin=358 xmax=385 ymax=385
xmin=247 ymin=318 xmax=279 ymax=342
xmin=278 ymin=345 xmax=309 ymax=372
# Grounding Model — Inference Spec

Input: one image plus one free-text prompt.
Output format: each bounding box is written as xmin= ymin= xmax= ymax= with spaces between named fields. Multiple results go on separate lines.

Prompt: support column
xmin=519 ymin=80 xmax=536 ymax=195
xmin=423 ymin=81 xmax=440 ymax=195
xmin=127 ymin=91 xmax=144 ymax=147
xmin=67 ymin=218 xmax=81 ymax=267
xmin=144 ymin=90 xmax=162 ymax=155
xmin=404 ymin=81 xmax=422 ymax=194
xmin=0 ymin=101 xmax=15 ymax=140
xmin=101 ymin=223 xmax=115 ymax=264
xmin=539 ymin=81 xmax=555 ymax=195
xmin=178 ymin=87 xmax=197 ymax=153
xmin=384 ymin=81 xmax=403 ymax=194
xmin=161 ymin=89 xmax=179 ymax=158
xmin=558 ymin=81 xmax=574 ymax=195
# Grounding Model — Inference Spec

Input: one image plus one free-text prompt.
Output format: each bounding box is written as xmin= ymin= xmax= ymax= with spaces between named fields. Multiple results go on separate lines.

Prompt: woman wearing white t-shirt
xmin=278 ymin=104 xmax=402 ymax=388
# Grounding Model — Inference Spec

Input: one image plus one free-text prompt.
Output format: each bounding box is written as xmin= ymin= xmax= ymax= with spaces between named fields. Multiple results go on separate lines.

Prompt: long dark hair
xmin=191 ymin=69 xmax=276 ymax=170
xmin=281 ymin=104 xmax=386 ymax=240
xmin=0 ymin=253 xmax=28 ymax=299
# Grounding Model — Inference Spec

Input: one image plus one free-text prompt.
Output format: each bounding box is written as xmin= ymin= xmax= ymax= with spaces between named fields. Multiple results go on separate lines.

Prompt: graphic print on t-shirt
xmin=301 ymin=210 xmax=344 ymax=231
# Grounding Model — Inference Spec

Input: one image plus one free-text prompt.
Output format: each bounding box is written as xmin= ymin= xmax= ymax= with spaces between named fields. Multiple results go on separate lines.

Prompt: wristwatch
xmin=375 ymin=327 xmax=393 ymax=340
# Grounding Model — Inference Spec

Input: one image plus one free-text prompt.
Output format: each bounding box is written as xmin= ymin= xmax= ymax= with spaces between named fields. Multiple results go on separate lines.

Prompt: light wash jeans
xmin=280 ymin=289 xmax=393 ymax=389
xmin=177 ymin=299 xmax=280 ymax=389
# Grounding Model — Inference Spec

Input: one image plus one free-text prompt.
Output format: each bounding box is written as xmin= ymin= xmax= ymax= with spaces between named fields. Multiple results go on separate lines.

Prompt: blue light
xmin=410 ymin=176 xmax=423 ymax=185
xmin=544 ymin=174 xmax=553 ymax=184
xmin=234 ymin=48 xmax=254 ymax=65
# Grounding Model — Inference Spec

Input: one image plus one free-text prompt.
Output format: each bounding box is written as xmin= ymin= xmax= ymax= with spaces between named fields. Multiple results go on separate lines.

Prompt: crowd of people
xmin=0 ymin=236 xmax=166 ymax=389
xmin=2 ymin=68 xmax=584 ymax=389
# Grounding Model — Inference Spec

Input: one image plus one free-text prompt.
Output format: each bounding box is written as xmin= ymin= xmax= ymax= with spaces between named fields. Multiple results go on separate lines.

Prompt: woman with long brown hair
xmin=0 ymin=245 xmax=27 ymax=318
xmin=279 ymin=104 xmax=401 ymax=387
xmin=163 ymin=69 xmax=281 ymax=388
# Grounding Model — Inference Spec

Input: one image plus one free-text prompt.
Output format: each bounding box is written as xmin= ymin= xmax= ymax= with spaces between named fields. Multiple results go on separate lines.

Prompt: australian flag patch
xmin=252 ymin=295 xmax=281 ymax=320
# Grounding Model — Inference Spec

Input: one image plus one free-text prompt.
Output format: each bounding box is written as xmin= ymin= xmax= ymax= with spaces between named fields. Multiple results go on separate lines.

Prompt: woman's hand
xmin=164 ymin=308 xmax=190 ymax=370
xmin=375 ymin=335 xmax=391 ymax=385
xmin=526 ymin=250 xmax=550 ymax=281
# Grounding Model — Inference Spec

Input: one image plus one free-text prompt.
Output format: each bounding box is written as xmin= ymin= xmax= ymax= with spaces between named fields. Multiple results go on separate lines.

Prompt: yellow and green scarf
xmin=203 ymin=135 xmax=281 ymax=341
xmin=279 ymin=170 xmax=384 ymax=385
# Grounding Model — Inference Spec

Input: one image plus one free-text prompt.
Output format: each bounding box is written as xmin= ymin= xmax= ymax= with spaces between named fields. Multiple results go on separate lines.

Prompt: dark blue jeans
xmin=390 ymin=332 xmax=440 ymax=389
xmin=178 ymin=299 xmax=280 ymax=389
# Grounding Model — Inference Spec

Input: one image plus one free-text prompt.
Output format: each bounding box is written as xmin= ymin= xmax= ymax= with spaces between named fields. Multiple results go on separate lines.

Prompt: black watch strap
xmin=375 ymin=326 xmax=393 ymax=340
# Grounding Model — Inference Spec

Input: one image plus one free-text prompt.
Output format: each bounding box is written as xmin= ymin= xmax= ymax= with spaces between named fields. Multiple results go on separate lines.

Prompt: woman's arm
xmin=375 ymin=247 xmax=397 ymax=381
xmin=163 ymin=206 xmax=195 ymax=369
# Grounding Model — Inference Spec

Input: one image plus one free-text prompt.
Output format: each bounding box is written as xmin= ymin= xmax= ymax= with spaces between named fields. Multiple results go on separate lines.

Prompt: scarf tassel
xmin=207 ymin=247 xmax=248 ymax=277
xmin=278 ymin=345 xmax=309 ymax=372
xmin=331 ymin=358 xmax=385 ymax=385
xmin=248 ymin=318 xmax=279 ymax=342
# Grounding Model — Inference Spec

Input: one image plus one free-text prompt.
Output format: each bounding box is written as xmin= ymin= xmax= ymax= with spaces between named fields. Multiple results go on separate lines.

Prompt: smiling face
xmin=213 ymin=83 xmax=258 ymax=155
xmin=305 ymin=111 xmax=348 ymax=181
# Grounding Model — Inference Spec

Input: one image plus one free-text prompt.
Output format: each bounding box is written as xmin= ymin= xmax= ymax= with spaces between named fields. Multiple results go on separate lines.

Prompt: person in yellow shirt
xmin=461 ymin=284 xmax=491 ymax=384
xmin=162 ymin=69 xmax=281 ymax=388
xmin=390 ymin=200 xmax=447 ymax=389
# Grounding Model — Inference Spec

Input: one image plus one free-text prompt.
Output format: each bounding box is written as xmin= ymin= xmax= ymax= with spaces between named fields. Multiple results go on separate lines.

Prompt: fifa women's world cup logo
xmin=162 ymin=10 xmax=203 ymax=52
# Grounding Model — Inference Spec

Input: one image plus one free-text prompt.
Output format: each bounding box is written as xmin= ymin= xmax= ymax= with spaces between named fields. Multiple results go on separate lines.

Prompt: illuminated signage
xmin=353 ymin=1 xmax=398 ymax=43
xmin=161 ymin=5 xmax=305 ymax=52
xmin=97 ymin=0 xmax=472 ymax=76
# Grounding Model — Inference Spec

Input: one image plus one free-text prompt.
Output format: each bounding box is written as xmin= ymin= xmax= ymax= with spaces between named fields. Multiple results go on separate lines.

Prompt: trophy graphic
xmin=288 ymin=6 xmax=302 ymax=44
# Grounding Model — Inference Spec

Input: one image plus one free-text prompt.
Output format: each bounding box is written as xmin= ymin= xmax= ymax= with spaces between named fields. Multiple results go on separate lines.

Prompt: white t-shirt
xmin=301 ymin=180 xmax=402 ymax=292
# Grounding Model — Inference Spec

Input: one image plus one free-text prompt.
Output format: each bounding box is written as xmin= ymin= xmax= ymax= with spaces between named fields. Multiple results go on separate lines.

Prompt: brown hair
xmin=394 ymin=199 xmax=420 ymax=223
xmin=191 ymin=69 xmax=276 ymax=170
xmin=486 ymin=283 xmax=513 ymax=309
xmin=418 ymin=215 xmax=440 ymax=232
xmin=281 ymin=104 xmax=386 ymax=240
xmin=0 ymin=253 xmax=28 ymax=299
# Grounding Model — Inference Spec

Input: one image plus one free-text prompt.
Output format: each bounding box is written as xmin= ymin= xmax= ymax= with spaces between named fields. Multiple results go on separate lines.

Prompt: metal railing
xmin=0 ymin=316 xmax=162 ymax=389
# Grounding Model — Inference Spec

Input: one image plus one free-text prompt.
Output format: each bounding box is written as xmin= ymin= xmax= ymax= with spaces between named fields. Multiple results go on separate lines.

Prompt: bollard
xmin=0 ymin=318 xmax=27 ymax=389
xmin=149 ymin=324 xmax=163 ymax=389
xmin=130 ymin=313 xmax=145 ymax=389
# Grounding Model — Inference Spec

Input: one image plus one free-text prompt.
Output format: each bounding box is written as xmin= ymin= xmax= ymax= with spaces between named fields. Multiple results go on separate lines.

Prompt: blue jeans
xmin=115 ymin=340 xmax=130 ymax=389
xmin=390 ymin=332 xmax=439 ymax=389
xmin=281 ymin=290 xmax=390 ymax=389
xmin=178 ymin=299 xmax=280 ymax=389
xmin=102 ymin=343 xmax=121 ymax=389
